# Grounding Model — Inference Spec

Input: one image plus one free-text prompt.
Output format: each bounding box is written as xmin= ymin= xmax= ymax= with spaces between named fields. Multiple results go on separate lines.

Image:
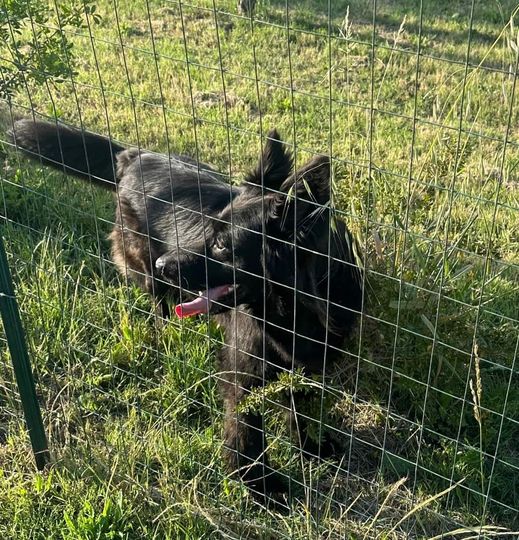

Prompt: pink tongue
xmin=175 ymin=285 xmax=233 ymax=318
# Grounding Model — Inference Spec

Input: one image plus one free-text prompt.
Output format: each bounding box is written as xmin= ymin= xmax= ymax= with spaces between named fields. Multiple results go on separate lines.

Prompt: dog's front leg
xmin=218 ymin=360 xmax=286 ymax=500
xmin=287 ymin=390 xmax=338 ymax=460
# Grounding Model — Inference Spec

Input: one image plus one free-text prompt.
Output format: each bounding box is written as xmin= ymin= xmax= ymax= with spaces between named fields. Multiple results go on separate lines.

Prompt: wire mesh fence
xmin=0 ymin=0 xmax=518 ymax=538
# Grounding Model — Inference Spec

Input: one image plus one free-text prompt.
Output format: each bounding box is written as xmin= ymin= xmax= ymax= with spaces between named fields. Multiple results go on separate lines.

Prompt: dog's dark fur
xmin=10 ymin=118 xmax=362 ymax=501
xmin=10 ymin=118 xmax=231 ymax=317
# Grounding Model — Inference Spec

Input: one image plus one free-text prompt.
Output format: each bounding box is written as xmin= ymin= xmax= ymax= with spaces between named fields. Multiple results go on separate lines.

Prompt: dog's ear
xmin=272 ymin=155 xmax=331 ymax=232
xmin=244 ymin=129 xmax=293 ymax=192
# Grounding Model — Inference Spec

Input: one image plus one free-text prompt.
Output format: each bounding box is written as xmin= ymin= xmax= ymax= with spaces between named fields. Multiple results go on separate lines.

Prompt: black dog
xmin=10 ymin=118 xmax=231 ymax=318
xmin=10 ymin=118 xmax=362 ymax=501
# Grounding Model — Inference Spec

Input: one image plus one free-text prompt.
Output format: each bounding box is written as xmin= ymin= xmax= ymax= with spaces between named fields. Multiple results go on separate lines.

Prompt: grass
xmin=1 ymin=0 xmax=518 ymax=537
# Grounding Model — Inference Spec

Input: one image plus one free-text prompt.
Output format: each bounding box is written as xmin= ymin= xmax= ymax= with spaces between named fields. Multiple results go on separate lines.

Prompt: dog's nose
xmin=155 ymin=256 xmax=167 ymax=274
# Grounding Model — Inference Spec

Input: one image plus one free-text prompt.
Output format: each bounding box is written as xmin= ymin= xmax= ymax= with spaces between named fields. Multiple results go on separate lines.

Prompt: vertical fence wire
xmin=0 ymin=0 xmax=518 ymax=538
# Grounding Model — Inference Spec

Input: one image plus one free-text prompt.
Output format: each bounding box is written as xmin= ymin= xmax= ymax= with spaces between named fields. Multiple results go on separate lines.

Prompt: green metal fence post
xmin=0 ymin=233 xmax=49 ymax=470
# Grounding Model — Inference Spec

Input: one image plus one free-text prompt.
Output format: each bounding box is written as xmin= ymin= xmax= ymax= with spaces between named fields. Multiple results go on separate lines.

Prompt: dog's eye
xmin=213 ymin=236 xmax=228 ymax=253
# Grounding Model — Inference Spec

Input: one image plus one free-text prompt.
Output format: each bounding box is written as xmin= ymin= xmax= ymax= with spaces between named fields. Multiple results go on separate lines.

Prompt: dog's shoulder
xmin=116 ymin=149 xmax=219 ymax=183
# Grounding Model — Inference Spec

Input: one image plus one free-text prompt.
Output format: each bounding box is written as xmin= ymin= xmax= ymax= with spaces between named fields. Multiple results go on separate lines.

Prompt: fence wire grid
xmin=0 ymin=1 xmax=518 ymax=539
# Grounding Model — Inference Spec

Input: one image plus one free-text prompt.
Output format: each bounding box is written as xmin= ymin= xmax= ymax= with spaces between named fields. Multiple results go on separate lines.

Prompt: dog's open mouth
xmin=175 ymin=285 xmax=234 ymax=318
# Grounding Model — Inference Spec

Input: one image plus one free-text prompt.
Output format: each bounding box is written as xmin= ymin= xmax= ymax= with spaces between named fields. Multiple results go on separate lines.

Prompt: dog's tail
xmin=9 ymin=118 xmax=125 ymax=190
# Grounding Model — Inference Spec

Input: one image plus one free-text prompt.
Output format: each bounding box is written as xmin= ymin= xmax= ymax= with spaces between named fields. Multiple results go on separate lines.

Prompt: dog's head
xmin=155 ymin=130 xmax=346 ymax=318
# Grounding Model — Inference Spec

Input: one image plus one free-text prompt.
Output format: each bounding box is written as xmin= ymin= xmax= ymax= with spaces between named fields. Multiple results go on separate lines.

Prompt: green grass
xmin=1 ymin=0 xmax=519 ymax=537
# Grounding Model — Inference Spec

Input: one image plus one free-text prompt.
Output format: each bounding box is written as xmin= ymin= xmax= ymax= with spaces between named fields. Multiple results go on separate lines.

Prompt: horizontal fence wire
xmin=0 ymin=1 xmax=518 ymax=538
